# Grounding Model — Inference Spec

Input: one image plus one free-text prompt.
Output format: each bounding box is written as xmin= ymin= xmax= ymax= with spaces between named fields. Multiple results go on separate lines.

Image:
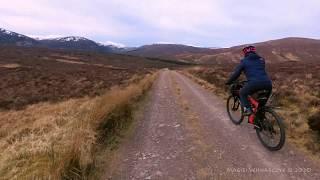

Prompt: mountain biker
xmin=226 ymin=45 xmax=272 ymax=116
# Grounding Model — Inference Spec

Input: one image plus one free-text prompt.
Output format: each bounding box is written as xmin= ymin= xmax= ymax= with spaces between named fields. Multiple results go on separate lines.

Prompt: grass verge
xmin=0 ymin=72 xmax=157 ymax=179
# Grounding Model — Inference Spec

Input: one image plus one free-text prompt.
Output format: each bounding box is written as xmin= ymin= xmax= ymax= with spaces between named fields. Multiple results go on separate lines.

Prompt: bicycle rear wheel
xmin=256 ymin=108 xmax=286 ymax=151
xmin=226 ymin=95 xmax=244 ymax=125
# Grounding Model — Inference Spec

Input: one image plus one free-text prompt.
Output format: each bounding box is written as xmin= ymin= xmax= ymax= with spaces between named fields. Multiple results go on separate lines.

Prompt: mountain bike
xmin=226 ymin=81 xmax=285 ymax=151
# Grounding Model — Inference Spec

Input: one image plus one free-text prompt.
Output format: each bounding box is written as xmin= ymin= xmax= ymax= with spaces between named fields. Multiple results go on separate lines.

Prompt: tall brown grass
xmin=0 ymin=72 xmax=157 ymax=179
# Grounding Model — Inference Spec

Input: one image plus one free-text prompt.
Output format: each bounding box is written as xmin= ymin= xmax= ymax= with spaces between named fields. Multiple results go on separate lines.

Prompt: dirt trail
xmin=104 ymin=70 xmax=320 ymax=180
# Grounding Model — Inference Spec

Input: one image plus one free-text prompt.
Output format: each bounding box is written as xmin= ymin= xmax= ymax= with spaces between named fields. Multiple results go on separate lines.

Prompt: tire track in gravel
xmin=105 ymin=70 xmax=200 ymax=179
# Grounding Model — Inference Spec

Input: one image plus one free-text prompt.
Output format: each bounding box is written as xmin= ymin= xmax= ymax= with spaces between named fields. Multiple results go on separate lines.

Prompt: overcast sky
xmin=0 ymin=0 xmax=319 ymax=47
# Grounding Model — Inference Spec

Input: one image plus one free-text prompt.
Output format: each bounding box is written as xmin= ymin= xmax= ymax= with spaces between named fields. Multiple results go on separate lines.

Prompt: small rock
xmin=241 ymin=145 xmax=247 ymax=150
xmin=139 ymin=171 xmax=146 ymax=177
xmin=151 ymin=154 xmax=159 ymax=158
xmin=155 ymin=171 xmax=163 ymax=176
xmin=187 ymin=146 xmax=196 ymax=152
xmin=289 ymin=150 xmax=295 ymax=156
xmin=177 ymin=137 xmax=184 ymax=141
xmin=145 ymin=175 xmax=152 ymax=179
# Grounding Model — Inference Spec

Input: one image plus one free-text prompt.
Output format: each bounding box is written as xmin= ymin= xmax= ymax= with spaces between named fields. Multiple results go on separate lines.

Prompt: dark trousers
xmin=239 ymin=81 xmax=272 ymax=109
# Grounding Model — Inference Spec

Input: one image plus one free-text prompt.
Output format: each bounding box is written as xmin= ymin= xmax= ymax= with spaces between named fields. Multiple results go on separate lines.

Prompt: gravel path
xmin=105 ymin=70 xmax=320 ymax=180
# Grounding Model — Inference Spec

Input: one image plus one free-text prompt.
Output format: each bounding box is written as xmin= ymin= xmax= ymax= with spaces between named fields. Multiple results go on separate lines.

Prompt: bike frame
xmin=248 ymin=96 xmax=259 ymax=124
xmin=231 ymin=82 xmax=264 ymax=124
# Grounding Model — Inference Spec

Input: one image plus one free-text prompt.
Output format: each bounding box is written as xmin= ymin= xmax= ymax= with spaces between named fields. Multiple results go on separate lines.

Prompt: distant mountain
xmin=126 ymin=44 xmax=215 ymax=58
xmin=177 ymin=37 xmax=320 ymax=64
xmin=98 ymin=42 xmax=136 ymax=53
xmin=0 ymin=28 xmax=124 ymax=53
xmin=39 ymin=36 xmax=115 ymax=53
xmin=0 ymin=28 xmax=39 ymax=47
xmin=2 ymin=28 xmax=320 ymax=64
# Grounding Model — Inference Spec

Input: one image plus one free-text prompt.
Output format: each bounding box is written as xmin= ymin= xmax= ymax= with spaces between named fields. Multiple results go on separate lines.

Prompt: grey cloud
xmin=0 ymin=0 xmax=319 ymax=47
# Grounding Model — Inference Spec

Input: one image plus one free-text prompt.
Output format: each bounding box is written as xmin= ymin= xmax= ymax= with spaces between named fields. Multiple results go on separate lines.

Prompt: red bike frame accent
xmin=248 ymin=96 xmax=259 ymax=124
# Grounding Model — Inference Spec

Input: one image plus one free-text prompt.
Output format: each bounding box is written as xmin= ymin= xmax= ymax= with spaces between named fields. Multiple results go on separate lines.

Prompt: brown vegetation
xmin=0 ymin=72 xmax=157 ymax=179
xmin=0 ymin=46 xmax=181 ymax=110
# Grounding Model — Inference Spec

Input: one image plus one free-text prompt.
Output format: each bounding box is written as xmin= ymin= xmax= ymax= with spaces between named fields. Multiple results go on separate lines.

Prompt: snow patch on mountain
xmin=100 ymin=41 xmax=125 ymax=48
xmin=53 ymin=36 xmax=89 ymax=42
xmin=28 ymin=34 xmax=64 ymax=40
xmin=0 ymin=28 xmax=25 ymax=37
xmin=0 ymin=28 xmax=12 ymax=35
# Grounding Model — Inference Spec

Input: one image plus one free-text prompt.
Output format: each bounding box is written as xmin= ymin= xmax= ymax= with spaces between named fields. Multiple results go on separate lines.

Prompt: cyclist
xmin=226 ymin=45 xmax=272 ymax=116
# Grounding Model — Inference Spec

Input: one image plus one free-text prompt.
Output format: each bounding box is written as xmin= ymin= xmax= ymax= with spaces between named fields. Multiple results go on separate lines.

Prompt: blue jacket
xmin=227 ymin=53 xmax=271 ymax=84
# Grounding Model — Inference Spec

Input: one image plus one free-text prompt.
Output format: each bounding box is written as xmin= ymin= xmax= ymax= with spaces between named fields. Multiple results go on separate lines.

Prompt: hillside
xmin=39 ymin=37 xmax=113 ymax=53
xmin=0 ymin=28 xmax=39 ymax=46
xmin=0 ymin=45 xmax=184 ymax=110
xmin=177 ymin=37 xmax=320 ymax=64
xmin=127 ymin=44 xmax=215 ymax=58
xmin=4 ymin=28 xmax=319 ymax=65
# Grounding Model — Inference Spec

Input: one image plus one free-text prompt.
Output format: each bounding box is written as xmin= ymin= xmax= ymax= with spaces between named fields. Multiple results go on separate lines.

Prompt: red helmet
xmin=242 ymin=45 xmax=256 ymax=56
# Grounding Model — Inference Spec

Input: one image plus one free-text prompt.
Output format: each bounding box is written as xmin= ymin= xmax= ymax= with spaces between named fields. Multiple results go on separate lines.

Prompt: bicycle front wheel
xmin=256 ymin=108 xmax=286 ymax=151
xmin=226 ymin=95 xmax=244 ymax=125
